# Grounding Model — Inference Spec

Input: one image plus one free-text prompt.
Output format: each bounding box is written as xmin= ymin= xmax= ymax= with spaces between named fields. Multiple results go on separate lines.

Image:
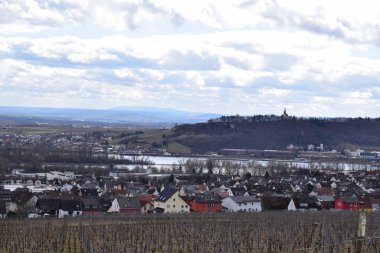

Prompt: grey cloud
xmin=92 ymin=70 xmax=138 ymax=87
xmin=262 ymin=3 xmax=354 ymax=43
xmin=159 ymin=72 xmax=187 ymax=85
xmin=335 ymin=75 xmax=380 ymax=90
xmin=300 ymin=19 xmax=345 ymax=40
xmin=238 ymin=0 xmax=258 ymax=8
xmin=203 ymin=75 xmax=237 ymax=89
xmin=162 ymin=50 xmax=221 ymax=71
xmin=2 ymin=42 xmax=159 ymax=69
xmin=222 ymin=42 xmax=258 ymax=54
xmin=0 ymin=0 xmax=192 ymax=32
xmin=224 ymin=57 xmax=252 ymax=70
xmin=246 ymin=76 xmax=283 ymax=89
xmin=0 ymin=0 xmax=71 ymax=26
xmin=143 ymin=1 xmax=186 ymax=27
xmin=263 ymin=53 xmax=298 ymax=71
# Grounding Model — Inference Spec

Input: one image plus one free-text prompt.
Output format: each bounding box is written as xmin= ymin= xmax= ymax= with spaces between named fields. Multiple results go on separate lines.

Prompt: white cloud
xmin=1 ymin=1 xmax=380 ymax=116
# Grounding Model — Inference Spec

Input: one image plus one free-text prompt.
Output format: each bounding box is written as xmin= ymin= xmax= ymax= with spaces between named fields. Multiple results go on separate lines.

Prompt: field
xmin=1 ymin=212 xmax=380 ymax=253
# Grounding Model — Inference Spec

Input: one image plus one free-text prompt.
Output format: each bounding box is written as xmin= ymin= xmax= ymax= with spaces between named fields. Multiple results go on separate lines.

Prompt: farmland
xmin=1 ymin=212 xmax=380 ymax=253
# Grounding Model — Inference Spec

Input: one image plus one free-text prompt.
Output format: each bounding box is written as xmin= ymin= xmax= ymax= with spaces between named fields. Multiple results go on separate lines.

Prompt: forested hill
xmin=171 ymin=115 xmax=380 ymax=153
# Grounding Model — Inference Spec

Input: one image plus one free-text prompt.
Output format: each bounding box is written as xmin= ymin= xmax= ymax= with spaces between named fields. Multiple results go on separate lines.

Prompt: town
xmin=0 ymin=125 xmax=380 ymax=218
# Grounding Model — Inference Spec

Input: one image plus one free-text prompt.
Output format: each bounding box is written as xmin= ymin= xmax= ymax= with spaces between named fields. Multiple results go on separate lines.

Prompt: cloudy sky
xmin=1 ymin=0 xmax=380 ymax=117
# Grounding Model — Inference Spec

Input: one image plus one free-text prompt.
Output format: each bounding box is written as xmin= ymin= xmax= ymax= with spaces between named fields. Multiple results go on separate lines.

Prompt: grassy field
xmin=0 ymin=212 xmax=379 ymax=253
xmin=167 ymin=142 xmax=191 ymax=154
xmin=111 ymin=128 xmax=193 ymax=154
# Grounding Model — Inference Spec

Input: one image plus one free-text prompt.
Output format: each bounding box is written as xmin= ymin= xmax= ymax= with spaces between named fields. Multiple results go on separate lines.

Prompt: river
xmin=109 ymin=154 xmax=380 ymax=171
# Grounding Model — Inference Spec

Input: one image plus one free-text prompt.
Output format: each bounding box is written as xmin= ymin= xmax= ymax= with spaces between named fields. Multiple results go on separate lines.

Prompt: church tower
xmin=281 ymin=108 xmax=290 ymax=119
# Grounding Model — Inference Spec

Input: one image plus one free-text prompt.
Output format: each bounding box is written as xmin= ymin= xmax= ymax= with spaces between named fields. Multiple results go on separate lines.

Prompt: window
xmin=208 ymin=203 xmax=214 ymax=208
xmin=173 ymin=199 xmax=175 ymax=201
xmin=167 ymin=205 xmax=170 ymax=208
xmin=173 ymin=205 xmax=175 ymax=208
xmin=181 ymin=205 xmax=184 ymax=208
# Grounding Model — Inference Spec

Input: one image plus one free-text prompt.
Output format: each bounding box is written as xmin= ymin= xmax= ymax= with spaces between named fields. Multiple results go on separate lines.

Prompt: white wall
xmin=141 ymin=202 xmax=154 ymax=213
xmin=222 ymin=197 xmax=262 ymax=212
xmin=154 ymin=191 xmax=190 ymax=213
xmin=110 ymin=199 xmax=120 ymax=212
xmin=59 ymin=210 xmax=82 ymax=218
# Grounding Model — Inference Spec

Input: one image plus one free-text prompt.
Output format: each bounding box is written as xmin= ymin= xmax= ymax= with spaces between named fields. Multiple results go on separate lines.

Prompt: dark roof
xmin=12 ymin=191 xmax=35 ymax=205
xmin=230 ymin=187 xmax=247 ymax=196
xmin=230 ymin=195 xmax=261 ymax=204
xmin=317 ymin=195 xmax=335 ymax=202
xmin=296 ymin=195 xmax=321 ymax=209
xmin=116 ymin=197 xmax=141 ymax=209
xmin=37 ymin=199 xmax=60 ymax=211
xmin=81 ymin=183 xmax=98 ymax=189
xmin=181 ymin=185 xmax=196 ymax=195
xmin=80 ymin=188 xmax=98 ymax=197
xmin=153 ymin=207 xmax=165 ymax=213
xmin=342 ymin=194 xmax=359 ymax=204
xmin=60 ymin=199 xmax=82 ymax=211
xmin=157 ymin=187 xmax=177 ymax=202
xmin=81 ymin=198 xmax=101 ymax=209
xmin=0 ymin=201 xmax=6 ymax=214
xmin=194 ymin=193 xmax=221 ymax=203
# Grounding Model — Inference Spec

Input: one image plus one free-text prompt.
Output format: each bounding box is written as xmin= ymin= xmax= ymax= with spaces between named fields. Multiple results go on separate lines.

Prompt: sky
xmin=1 ymin=0 xmax=380 ymax=117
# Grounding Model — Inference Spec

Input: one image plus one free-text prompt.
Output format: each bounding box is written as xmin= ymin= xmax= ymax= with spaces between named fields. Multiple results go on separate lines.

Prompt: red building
xmin=335 ymin=194 xmax=360 ymax=210
xmin=190 ymin=193 xmax=222 ymax=213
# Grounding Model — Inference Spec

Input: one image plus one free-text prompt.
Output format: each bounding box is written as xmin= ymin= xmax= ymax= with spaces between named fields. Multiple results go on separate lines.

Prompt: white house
xmin=2 ymin=184 xmax=25 ymax=192
xmin=58 ymin=199 xmax=82 ymax=218
xmin=222 ymin=196 xmax=262 ymax=212
xmin=154 ymin=187 xmax=190 ymax=213
xmin=140 ymin=200 xmax=155 ymax=214
xmin=288 ymin=199 xmax=297 ymax=211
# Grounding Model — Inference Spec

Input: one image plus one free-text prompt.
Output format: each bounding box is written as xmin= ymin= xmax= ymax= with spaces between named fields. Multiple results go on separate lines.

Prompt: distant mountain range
xmin=0 ymin=106 xmax=220 ymax=127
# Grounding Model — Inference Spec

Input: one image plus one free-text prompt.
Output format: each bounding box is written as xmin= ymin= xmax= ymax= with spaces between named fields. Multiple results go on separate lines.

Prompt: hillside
xmin=170 ymin=115 xmax=380 ymax=153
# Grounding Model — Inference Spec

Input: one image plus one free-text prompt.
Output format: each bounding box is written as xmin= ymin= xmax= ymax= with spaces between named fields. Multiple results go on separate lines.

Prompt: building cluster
xmin=2 ymin=166 xmax=380 ymax=219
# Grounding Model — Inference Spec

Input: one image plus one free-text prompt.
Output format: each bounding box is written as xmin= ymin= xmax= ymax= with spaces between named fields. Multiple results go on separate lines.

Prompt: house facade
xmin=335 ymin=195 xmax=360 ymax=210
xmin=58 ymin=199 xmax=82 ymax=218
xmin=287 ymin=199 xmax=296 ymax=211
xmin=138 ymin=195 xmax=155 ymax=214
xmin=190 ymin=193 xmax=222 ymax=213
xmin=154 ymin=187 xmax=190 ymax=213
xmin=222 ymin=196 xmax=262 ymax=212
xmin=110 ymin=197 xmax=141 ymax=214
xmin=81 ymin=198 xmax=102 ymax=216
xmin=36 ymin=198 xmax=61 ymax=217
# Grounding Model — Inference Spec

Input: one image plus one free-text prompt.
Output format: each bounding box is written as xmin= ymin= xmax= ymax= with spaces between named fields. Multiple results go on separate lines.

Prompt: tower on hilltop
xmin=281 ymin=108 xmax=290 ymax=119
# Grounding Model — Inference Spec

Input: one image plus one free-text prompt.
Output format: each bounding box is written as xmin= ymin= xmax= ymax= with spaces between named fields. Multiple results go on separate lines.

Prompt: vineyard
xmin=1 ymin=212 xmax=380 ymax=253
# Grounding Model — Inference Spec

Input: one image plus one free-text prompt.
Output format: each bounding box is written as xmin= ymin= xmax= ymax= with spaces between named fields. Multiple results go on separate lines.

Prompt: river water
xmin=110 ymin=154 xmax=380 ymax=171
